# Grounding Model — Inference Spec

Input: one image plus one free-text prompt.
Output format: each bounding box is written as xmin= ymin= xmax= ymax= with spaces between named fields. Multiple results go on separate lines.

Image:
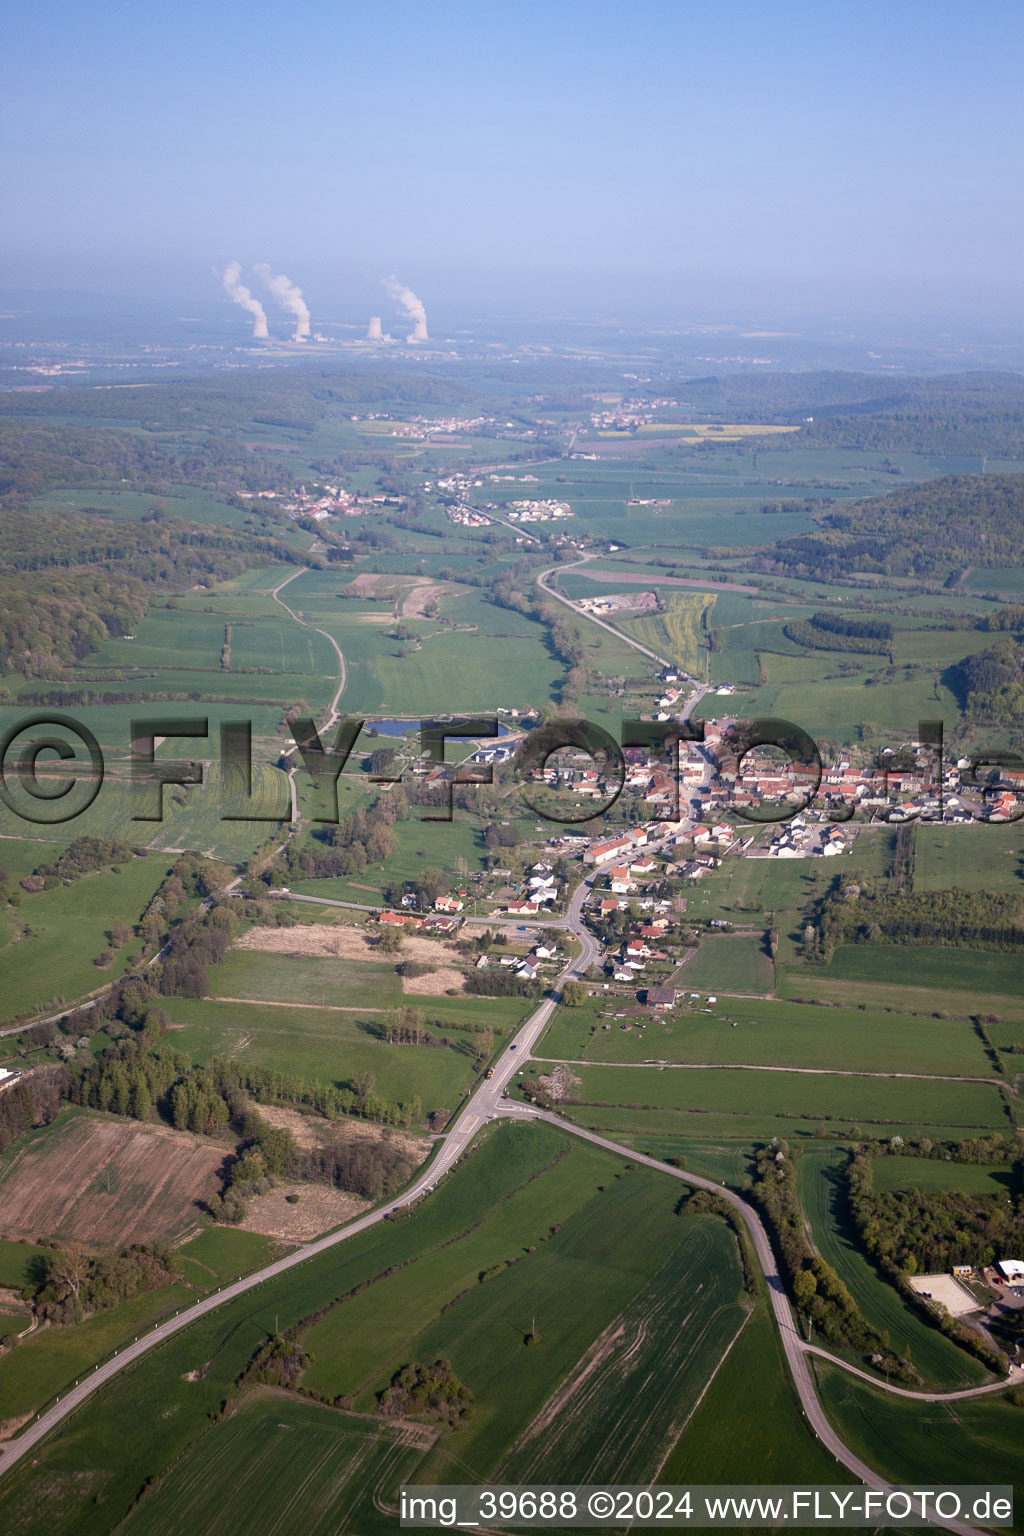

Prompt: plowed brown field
xmin=0 ymin=1114 xmax=227 ymax=1247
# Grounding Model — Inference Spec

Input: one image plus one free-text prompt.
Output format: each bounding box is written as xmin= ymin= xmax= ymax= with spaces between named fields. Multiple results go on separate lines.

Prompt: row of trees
xmin=750 ymin=1141 xmax=919 ymax=1383
xmin=816 ymin=876 xmax=1024 ymax=956
xmin=785 ymin=611 xmax=894 ymax=656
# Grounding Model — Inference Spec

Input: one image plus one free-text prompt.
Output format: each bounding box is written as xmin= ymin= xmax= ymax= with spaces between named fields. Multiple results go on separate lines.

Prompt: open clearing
xmin=236 ymin=1183 xmax=368 ymax=1242
xmin=0 ymin=1113 xmax=225 ymax=1247
xmin=230 ymin=921 xmax=467 ymax=997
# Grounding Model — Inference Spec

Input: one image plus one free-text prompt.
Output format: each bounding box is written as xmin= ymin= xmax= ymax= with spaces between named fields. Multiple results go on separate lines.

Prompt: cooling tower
xmin=367 ymin=316 xmax=383 ymax=340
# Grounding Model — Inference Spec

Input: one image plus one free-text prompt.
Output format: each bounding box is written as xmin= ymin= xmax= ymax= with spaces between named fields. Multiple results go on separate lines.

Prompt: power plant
xmin=408 ymin=306 xmax=429 ymax=343
xmin=222 ymin=261 xmax=268 ymax=339
xmin=255 ymin=264 xmax=311 ymax=341
xmin=385 ymin=275 xmax=429 ymax=343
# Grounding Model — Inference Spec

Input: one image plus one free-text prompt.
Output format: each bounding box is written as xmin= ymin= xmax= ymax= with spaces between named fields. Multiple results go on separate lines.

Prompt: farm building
xmin=646 ymin=986 xmax=676 ymax=1009
xmin=997 ymin=1259 xmax=1024 ymax=1283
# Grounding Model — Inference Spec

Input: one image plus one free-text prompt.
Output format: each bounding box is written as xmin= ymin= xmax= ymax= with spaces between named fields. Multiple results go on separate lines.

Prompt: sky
xmin=1 ymin=0 xmax=1022 ymax=322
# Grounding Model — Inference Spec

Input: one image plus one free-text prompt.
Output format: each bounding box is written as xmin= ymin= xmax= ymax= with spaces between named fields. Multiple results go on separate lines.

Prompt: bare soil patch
xmin=402 ymin=965 xmax=465 ymax=996
xmin=253 ymin=1104 xmax=428 ymax=1167
xmin=236 ymin=1183 xmax=368 ymax=1242
xmin=400 ymin=580 xmax=448 ymax=619
xmin=0 ymin=1115 xmax=226 ymax=1247
xmin=235 ymin=922 xmax=466 ymax=974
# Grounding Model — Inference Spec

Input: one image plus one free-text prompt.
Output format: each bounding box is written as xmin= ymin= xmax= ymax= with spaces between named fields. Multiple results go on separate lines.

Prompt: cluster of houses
xmin=475 ymin=939 xmax=559 ymax=984
xmin=605 ymin=913 xmax=674 ymax=981
xmin=763 ymin=817 xmax=849 ymax=860
xmin=239 ymin=483 xmax=406 ymax=521
xmin=505 ymin=863 xmax=561 ymax=915
xmin=504 ymin=499 xmax=573 ymax=523
xmin=588 ymin=396 xmax=682 ymax=431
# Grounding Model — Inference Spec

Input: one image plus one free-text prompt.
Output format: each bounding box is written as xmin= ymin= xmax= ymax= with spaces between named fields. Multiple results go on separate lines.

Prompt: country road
xmin=0 ymin=566 xmax=1013 ymax=1534
xmin=271 ymin=565 xmax=348 ymax=820
xmin=1 ymin=870 xmax=1017 ymax=1536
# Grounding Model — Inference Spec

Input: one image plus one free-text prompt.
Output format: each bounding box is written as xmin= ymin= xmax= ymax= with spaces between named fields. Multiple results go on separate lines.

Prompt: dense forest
xmin=0 ymin=506 xmax=298 ymax=676
xmin=752 ymin=475 xmax=1024 ymax=583
xmin=663 ymin=372 xmax=1024 ymax=455
xmin=947 ymin=635 xmax=1024 ymax=723
xmin=848 ymin=1148 xmax=1024 ymax=1275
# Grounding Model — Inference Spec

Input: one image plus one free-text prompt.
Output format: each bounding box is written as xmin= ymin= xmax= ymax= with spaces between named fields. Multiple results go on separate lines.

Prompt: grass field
xmin=552 ymin=1063 xmax=1011 ymax=1140
xmin=816 ymin=1366 xmax=1024 ymax=1530
xmin=161 ymin=995 xmax=482 ymax=1112
xmin=870 ymin=1155 xmax=1015 ymax=1196
xmin=207 ymin=949 xmax=406 ymax=1009
xmin=0 ymin=1281 xmax=193 ymax=1427
xmin=0 ymin=854 xmax=171 ymax=1022
xmin=914 ymin=823 xmax=1024 ymax=892
xmin=537 ymin=995 xmax=993 ymax=1078
xmin=0 ymin=1120 xmax=744 ymax=1536
xmin=303 ymin=1128 xmax=746 ymax=1486
xmin=0 ymin=1238 xmax=50 ymax=1290
xmin=174 ymin=1227 xmax=283 ymax=1288
xmin=116 ymin=1391 xmax=422 ymax=1536
xmin=795 ymin=1147 xmax=986 ymax=1389
xmin=658 ymin=1303 xmax=852 ymax=1493
xmin=682 ymin=936 xmax=775 ymax=994
xmin=775 ymin=969 xmax=1024 ymax=1025
xmin=499 ymin=1218 xmax=746 ymax=1484
xmin=822 ymin=944 xmax=1024 ymax=998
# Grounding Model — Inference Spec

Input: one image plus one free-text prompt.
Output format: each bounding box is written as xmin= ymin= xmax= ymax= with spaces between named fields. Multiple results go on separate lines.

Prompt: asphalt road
xmin=0 ymin=904 xmax=601 ymax=1481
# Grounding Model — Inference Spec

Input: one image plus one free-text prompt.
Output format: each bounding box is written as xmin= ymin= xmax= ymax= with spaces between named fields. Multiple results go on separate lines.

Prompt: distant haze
xmin=1 ymin=0 xmax=1022 ymax=325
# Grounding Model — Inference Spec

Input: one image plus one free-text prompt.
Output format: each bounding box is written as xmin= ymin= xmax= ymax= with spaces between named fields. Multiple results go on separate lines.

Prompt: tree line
xmin=814 ymin=876 xmax=1024 ymax=957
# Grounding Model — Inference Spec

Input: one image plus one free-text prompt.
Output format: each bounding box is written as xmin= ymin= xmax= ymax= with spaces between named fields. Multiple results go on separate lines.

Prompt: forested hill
xmin=666 ymin=371 xmax=1024 ymax=455
xmin=0 ymin=508 xmax=297 ymax=678
xmin=750 ymin=473 xmax=1024 ymax=583
xmin=0 ymin=366 xmax=465 ymax=432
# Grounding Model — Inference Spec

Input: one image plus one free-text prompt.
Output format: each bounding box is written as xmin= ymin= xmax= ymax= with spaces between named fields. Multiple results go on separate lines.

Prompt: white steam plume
xmin=222 ymin=261 xmax=268 ymax=339
xmin=255 ymin=264 xmax=311 ymax=340
xmin=384 ymin=274 xmax=428 ymax=342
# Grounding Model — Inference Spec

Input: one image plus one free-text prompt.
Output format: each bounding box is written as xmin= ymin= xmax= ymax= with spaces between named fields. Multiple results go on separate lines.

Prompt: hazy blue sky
xmin=1 ymin=0 xmax=1022 ymax=320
